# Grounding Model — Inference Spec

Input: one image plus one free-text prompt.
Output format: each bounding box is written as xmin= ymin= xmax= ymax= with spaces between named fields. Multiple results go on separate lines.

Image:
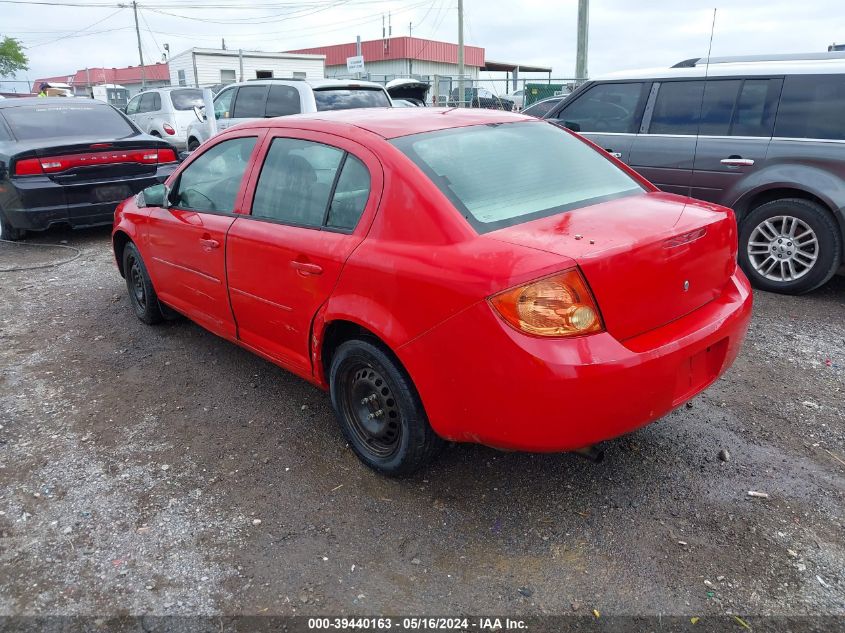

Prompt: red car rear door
xmin=226 ymin=129 xmax=382 ymax=375
xmin=144 ymin=130 xmax=264 ymax=339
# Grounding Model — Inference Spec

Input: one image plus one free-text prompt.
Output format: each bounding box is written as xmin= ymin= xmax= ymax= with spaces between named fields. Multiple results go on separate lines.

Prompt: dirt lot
xmin=0 ymin=228 xmax=843 ymax=625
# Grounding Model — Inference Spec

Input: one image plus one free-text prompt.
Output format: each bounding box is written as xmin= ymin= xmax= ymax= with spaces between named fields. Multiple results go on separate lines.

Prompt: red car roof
xmin=243 ymin=107 xmax=537 ymax=139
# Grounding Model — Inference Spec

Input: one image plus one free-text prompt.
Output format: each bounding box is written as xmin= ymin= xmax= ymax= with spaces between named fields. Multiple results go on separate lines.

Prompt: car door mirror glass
xmin=140 ymin=183 xmax=169 ymax=208
xmin=562 ymin=120 xmax=581 ymax=132
xmin=193 ymin=105 xmax=206 ymax=122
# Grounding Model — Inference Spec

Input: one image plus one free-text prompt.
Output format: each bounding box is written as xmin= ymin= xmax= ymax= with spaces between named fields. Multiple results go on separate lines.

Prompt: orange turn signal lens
xmin=489 ymin=268 xmax=604 ymax=337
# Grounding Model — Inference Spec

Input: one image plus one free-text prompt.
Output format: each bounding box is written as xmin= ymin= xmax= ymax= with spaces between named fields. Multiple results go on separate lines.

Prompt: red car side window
xmin=173 ymin=136 xmax=257 ymax=213
xmin=248 ymin=136 xmax=373 ymax=232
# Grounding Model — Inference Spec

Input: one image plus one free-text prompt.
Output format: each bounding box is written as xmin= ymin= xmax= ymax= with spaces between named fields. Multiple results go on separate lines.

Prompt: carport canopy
xmin=483 ymin=60 xmax=553 ymax=91
xmin=483 ymin=60 xmax=552 ymax=74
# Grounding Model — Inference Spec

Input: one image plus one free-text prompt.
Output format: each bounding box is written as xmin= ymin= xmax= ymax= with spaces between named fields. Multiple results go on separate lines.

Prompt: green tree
xmin=0 ymin=36 xmax=28 ymax=78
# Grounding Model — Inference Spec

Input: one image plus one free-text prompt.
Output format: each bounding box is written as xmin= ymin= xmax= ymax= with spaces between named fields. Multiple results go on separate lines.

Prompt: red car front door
xmin=226 ymin=130 xmax=381 ymax=375
xmin=144 ymin=132 xmax=263 ymax=339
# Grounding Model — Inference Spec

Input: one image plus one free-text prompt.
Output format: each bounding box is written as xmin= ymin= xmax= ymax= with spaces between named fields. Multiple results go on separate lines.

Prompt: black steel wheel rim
xmin=128 ymin=256 xmax=146 ymax=310
xmin=340 ymin=362 xmax=402 ymax=458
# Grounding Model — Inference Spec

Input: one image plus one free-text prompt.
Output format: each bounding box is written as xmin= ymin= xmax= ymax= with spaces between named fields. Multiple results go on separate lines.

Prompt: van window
xmin=213 ymin=87 xmax=235 ymax=119
xmin=774 ymin=74 xmax=845 ymax=140
xmin=232 ymin=85 xmax=268 ymax=118
xmin=265 ymin=85 xmax=301 ymax=117
xmin=698 ymin=80 xmax=740 ymax=136
xmin=555 ymin=82 xmax=644 ymax=133
xmin=313 ymin=88 xmax=391 ymax=111
xmin=732 ymin=79 xmax=778 ymax=137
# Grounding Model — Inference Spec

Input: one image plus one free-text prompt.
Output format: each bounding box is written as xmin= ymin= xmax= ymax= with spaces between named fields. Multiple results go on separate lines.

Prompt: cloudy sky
xmin=1 ymin=0 xmax=844 ymax=91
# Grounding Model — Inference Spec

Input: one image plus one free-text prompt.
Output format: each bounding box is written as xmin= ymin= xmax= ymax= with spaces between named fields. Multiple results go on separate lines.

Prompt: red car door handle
xmin=199 ymin=238 xmax=220 ymax=250
xmin=291 ymin=260 xmax=323 ymax=275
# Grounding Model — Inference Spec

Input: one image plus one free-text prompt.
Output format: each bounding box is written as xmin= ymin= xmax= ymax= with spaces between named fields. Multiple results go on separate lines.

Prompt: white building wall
xmin=168 ymin=49 xmax=325 ymax=87
xmin=168 ymin=52 xmax=195 ymax=86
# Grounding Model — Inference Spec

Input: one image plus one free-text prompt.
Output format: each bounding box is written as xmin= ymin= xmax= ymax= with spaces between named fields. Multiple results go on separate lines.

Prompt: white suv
xmin=125 ymin=87 xmax=204 ymax=150
xmin=185 ymin=78 xmax=393 ymax=151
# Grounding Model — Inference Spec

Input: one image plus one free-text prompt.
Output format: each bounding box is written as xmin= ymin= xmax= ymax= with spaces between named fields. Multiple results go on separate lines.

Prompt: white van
xmin=185 ymin=78 xmax=393 ymax=151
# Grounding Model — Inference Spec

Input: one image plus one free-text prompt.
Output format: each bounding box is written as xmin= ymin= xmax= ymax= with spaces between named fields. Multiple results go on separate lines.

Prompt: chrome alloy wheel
xmin=746 ymin=215 xmax=819 ymax=282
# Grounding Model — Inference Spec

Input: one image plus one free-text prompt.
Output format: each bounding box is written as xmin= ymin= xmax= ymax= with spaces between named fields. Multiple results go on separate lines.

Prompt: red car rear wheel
xmin=329 ymin=339 xmax=444 ymax=476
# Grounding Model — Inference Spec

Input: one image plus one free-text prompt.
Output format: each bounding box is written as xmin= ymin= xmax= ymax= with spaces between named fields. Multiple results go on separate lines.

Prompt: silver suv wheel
xmin=747 ymin=215 xmax=818 ymax=282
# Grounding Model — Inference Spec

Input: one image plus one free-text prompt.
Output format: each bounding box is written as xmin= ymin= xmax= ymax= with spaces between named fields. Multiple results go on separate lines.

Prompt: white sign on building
xmin=346 ymin=55 xmax=365 ymax=72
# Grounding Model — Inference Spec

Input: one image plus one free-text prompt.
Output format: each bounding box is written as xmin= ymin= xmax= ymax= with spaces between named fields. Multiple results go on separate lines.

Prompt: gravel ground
xmin=0 ymin=228 xmax=843 ymax=625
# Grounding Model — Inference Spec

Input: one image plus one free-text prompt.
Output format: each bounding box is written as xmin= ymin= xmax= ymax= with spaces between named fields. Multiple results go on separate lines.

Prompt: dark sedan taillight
xmin=13 ymin=148 xmax=178 ymax=176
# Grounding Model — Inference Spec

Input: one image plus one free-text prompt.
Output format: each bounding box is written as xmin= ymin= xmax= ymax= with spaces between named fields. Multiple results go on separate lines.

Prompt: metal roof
xmin=286 ymin=37 xmax=486 ymax=68
xmin=32 ymin=63 xmax=170 ymax=90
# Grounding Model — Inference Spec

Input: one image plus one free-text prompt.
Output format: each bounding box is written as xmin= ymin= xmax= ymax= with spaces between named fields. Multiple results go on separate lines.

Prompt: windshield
xmin=170 ymin=89 xmax=204 ymax=111
xmin=1 ymin=103 xmax=135 ymax=141
xmin=391 ymin=121 xmax=643 ymax=233
xmin=314 ymin=88 xmax=390 ymax=111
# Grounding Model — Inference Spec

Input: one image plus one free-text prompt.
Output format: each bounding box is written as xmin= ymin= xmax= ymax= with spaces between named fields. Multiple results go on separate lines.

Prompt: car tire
xmin=329 ymin=338 xmax=445 ymax=477
xmin=122 ymin=242 xmax=164 ymax=325
xmin=150 ymin=130 xmax=161 ymax=137
xmin=187 ymin=138 xmax=200 ymax=152
xmin=738 ymin=198 xmax=842 ymax=295
xmin=0 ymin=209 xmax=25 ymax=241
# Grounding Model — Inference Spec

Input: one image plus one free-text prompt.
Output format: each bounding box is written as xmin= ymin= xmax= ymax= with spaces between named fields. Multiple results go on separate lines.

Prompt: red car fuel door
xmin=226 ymin=130 xmax=383 ymax=374
xmin=145 ymin=132 xmax=263 ymax=339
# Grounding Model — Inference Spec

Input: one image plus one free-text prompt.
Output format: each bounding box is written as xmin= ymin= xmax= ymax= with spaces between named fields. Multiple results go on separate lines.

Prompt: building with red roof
xmin=32 ymin=63 xmax=170 ymax=97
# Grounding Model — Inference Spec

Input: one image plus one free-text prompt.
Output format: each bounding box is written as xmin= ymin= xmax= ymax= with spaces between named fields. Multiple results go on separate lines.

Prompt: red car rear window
xmin=391 ymin=121 xmax=642 ymax=234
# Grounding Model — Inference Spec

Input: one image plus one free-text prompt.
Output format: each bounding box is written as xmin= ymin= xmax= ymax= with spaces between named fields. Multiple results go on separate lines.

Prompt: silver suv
xmin=186 ymin=78 xmax=393 ymax=151
xmin=539 ymin=52 xmax=845 ymax=294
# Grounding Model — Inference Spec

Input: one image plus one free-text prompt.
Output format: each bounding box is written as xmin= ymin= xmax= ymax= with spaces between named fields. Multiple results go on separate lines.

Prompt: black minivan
xmin=538 ymin=52 xmax=845 ymax=295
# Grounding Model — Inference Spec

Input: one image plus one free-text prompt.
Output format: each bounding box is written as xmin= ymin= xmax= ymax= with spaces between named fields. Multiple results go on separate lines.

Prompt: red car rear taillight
xmin=489 ymin=268 xmax=604 ymax=338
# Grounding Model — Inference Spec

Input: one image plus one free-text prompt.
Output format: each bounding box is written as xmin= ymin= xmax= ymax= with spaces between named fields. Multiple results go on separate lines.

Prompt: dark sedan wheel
xmin=329 ymin=339 xmax=444 ymax=476
xmin=122 ymin=242 xmax=163 ymax=324
xmin=739 ymin=199 xmax=842 ymax=295
xmin=0 ymin=209 xmax=25 ymax=241
xmin=187 ymin=138 xmax=200 ymax=152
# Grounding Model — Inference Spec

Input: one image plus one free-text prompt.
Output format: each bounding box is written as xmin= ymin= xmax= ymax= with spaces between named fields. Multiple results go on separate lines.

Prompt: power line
xmin=138 ymin=6 xmax=163 ymax=57
xmin=24 ymin=7 xmax=125 ymax=48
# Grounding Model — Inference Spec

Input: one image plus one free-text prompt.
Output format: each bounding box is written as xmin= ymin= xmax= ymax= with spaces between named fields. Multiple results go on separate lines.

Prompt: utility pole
xmin=457 ymin=0 xmax=464 ymax=107
xmin=356 ymin=35 xmax=362 ymax=80
xmin=575 ymin=0 xmax=589 ymax=83
xmin=131 ymin=1 xmax=146 ymax=89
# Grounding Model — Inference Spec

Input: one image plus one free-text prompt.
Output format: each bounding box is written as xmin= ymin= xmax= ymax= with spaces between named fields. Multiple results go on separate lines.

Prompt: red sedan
xmin=113 ymin=108 xmax=752 ymax=476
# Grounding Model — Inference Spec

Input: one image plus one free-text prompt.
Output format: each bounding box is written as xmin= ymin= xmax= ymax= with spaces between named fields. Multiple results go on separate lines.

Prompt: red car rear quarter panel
xmin=400 ymin=270 xmax=752 ymax=450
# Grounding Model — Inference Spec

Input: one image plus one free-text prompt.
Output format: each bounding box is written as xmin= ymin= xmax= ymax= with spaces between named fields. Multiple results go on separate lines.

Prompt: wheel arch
xmin=112 ymin=230 xmax=132 ymax=277
xmin=732 ymin=186 xmax=845 ymax=264
xmin=312 ymin=302 xmax=412 ymax=390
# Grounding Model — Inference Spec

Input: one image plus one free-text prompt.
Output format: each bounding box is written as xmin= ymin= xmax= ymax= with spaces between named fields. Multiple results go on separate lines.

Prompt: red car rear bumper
xmin=399 ymin=267 xmax=753 ymax=452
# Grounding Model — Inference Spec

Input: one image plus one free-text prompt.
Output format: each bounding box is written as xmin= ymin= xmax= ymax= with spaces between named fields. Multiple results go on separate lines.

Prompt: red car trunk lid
xmin=488 ymin=192 xmax=738 ymax=341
